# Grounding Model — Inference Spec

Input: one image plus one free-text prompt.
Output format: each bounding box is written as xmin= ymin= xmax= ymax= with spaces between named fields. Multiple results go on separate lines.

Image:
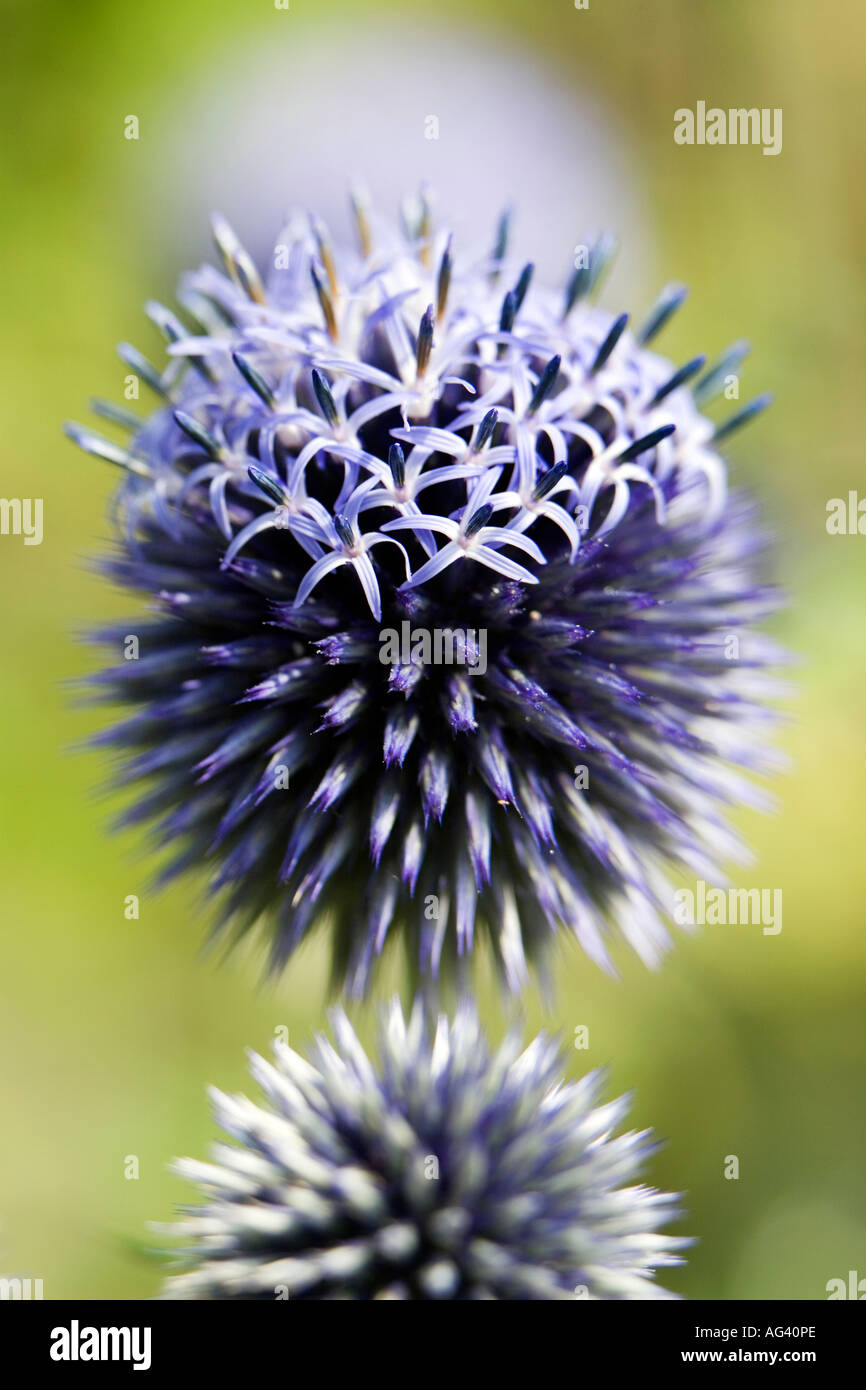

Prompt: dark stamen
xmin=533 ymin=461 xmax=568 ymax=501
xmin=148 ymin=302 xmax=215 ymax=383
xmin=117 ymin=343 xmax=166 ymax=397
xmin=436 ymin=237 xmax=452 ymax=319
xmin=490 ymin=208 xmax=511 ymax=280
xmin=590 ymin=314 xmax=629 ymax=375
xmin=616 ymin=423 xmax=676 ymax=463
xmin=63 ymin=422 xmax=151 ymax=477
xmin=637 ymin=283 xmax=688 ymax=345
xmin=173 ymin=410 xmax=223 ymax=458
xmin=247 ymin=465 xmax=289 ymax=507
xmin=334 ymin=513 xmax=355 ymax=547
xmin=464 ymin=503 xmax=493 ymax=537
xmin=513 ymin=262 xmax=534 ymax=312
xmin=91 ymin=399 xmax=141 ymax=431
xmin=694 ymin=340 xmax=750 ymax=405
xmin=528 ymin=355 xmax=561 ymax=415
xmin=563 ymin=234 xmax=616 ymax=317
xmin=713 ymin=394 xmax=773 ymax=443
xmin=388 ymin=443 xmax=405 ymax=487
xmin=232 ymin=353 xmax=276 ymax=408
xmin=473 ymin=409 xmax=499 ymax=452
xmin=564 ymin=265 xmax=590 ymax=318
xmin=312 ymin=369 xmax=339 ymax=428
xmin=416 ymin=305 xmax=434 ymax=376
xmin=145 ymin=301 xmax=185 ymax=344
xmin=649 ymin=354 xmax=707 ymax=407
xmin=499 ymin=290 xmax=517 ymax=337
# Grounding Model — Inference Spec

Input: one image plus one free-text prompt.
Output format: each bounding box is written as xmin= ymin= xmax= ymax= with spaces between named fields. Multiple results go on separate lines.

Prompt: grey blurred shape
xmin=147 ymin=17 xmax=652 ymax=298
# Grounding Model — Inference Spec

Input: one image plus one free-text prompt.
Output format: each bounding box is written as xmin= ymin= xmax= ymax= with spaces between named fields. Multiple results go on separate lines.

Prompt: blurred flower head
xmin=159 ymin=1000 xmax=689 ymax=1300
xmin=68 ymin=197 xmax=783 ymax=993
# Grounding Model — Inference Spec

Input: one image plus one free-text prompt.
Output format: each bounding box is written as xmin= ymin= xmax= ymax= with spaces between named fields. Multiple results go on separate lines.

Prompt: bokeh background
xmin=1 ymin=0 xmax=864 ymax=1300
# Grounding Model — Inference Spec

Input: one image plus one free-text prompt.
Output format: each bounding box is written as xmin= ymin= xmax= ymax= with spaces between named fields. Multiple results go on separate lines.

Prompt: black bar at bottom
xmin=0 ymin=1298 xmax=860 ymax=1375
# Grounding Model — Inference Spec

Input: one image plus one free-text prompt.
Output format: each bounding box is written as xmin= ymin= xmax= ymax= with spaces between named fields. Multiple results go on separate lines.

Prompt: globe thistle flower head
xmin=159 ymin=1000 xmax=689 ymax=1300
xmin=68 ymin=193 xmax=784 ymax=994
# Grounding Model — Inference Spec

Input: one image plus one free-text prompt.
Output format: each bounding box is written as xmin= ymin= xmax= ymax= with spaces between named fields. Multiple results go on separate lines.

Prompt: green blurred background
xmin=1 ymin=0 xmax=864 ymax=1300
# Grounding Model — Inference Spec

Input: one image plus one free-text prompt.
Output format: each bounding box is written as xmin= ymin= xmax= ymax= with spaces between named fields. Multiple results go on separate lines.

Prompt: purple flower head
xmin=67 ymin=196 xmax=784 ymax=994
xmin=158 ymin=1000 xmax=689 ymax=1300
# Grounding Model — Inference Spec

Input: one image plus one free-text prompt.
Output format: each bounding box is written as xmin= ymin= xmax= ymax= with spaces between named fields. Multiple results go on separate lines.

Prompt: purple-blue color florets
xmin=68 ymin=197 xmax=783 ymax=993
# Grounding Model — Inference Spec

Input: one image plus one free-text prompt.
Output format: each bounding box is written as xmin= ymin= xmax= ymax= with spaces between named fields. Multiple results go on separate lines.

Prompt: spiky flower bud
xmin=68 ymin=199 xmax=782 ymax=993
xmin=159 ymin=1002 xmax=688 ymax=1300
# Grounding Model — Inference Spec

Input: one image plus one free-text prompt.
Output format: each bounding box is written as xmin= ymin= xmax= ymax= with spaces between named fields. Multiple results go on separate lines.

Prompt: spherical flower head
xmin=159 ymin=1000 xmax=688 ymax=1300
xmin=68 ymin=195 xmax=783 ymax=994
